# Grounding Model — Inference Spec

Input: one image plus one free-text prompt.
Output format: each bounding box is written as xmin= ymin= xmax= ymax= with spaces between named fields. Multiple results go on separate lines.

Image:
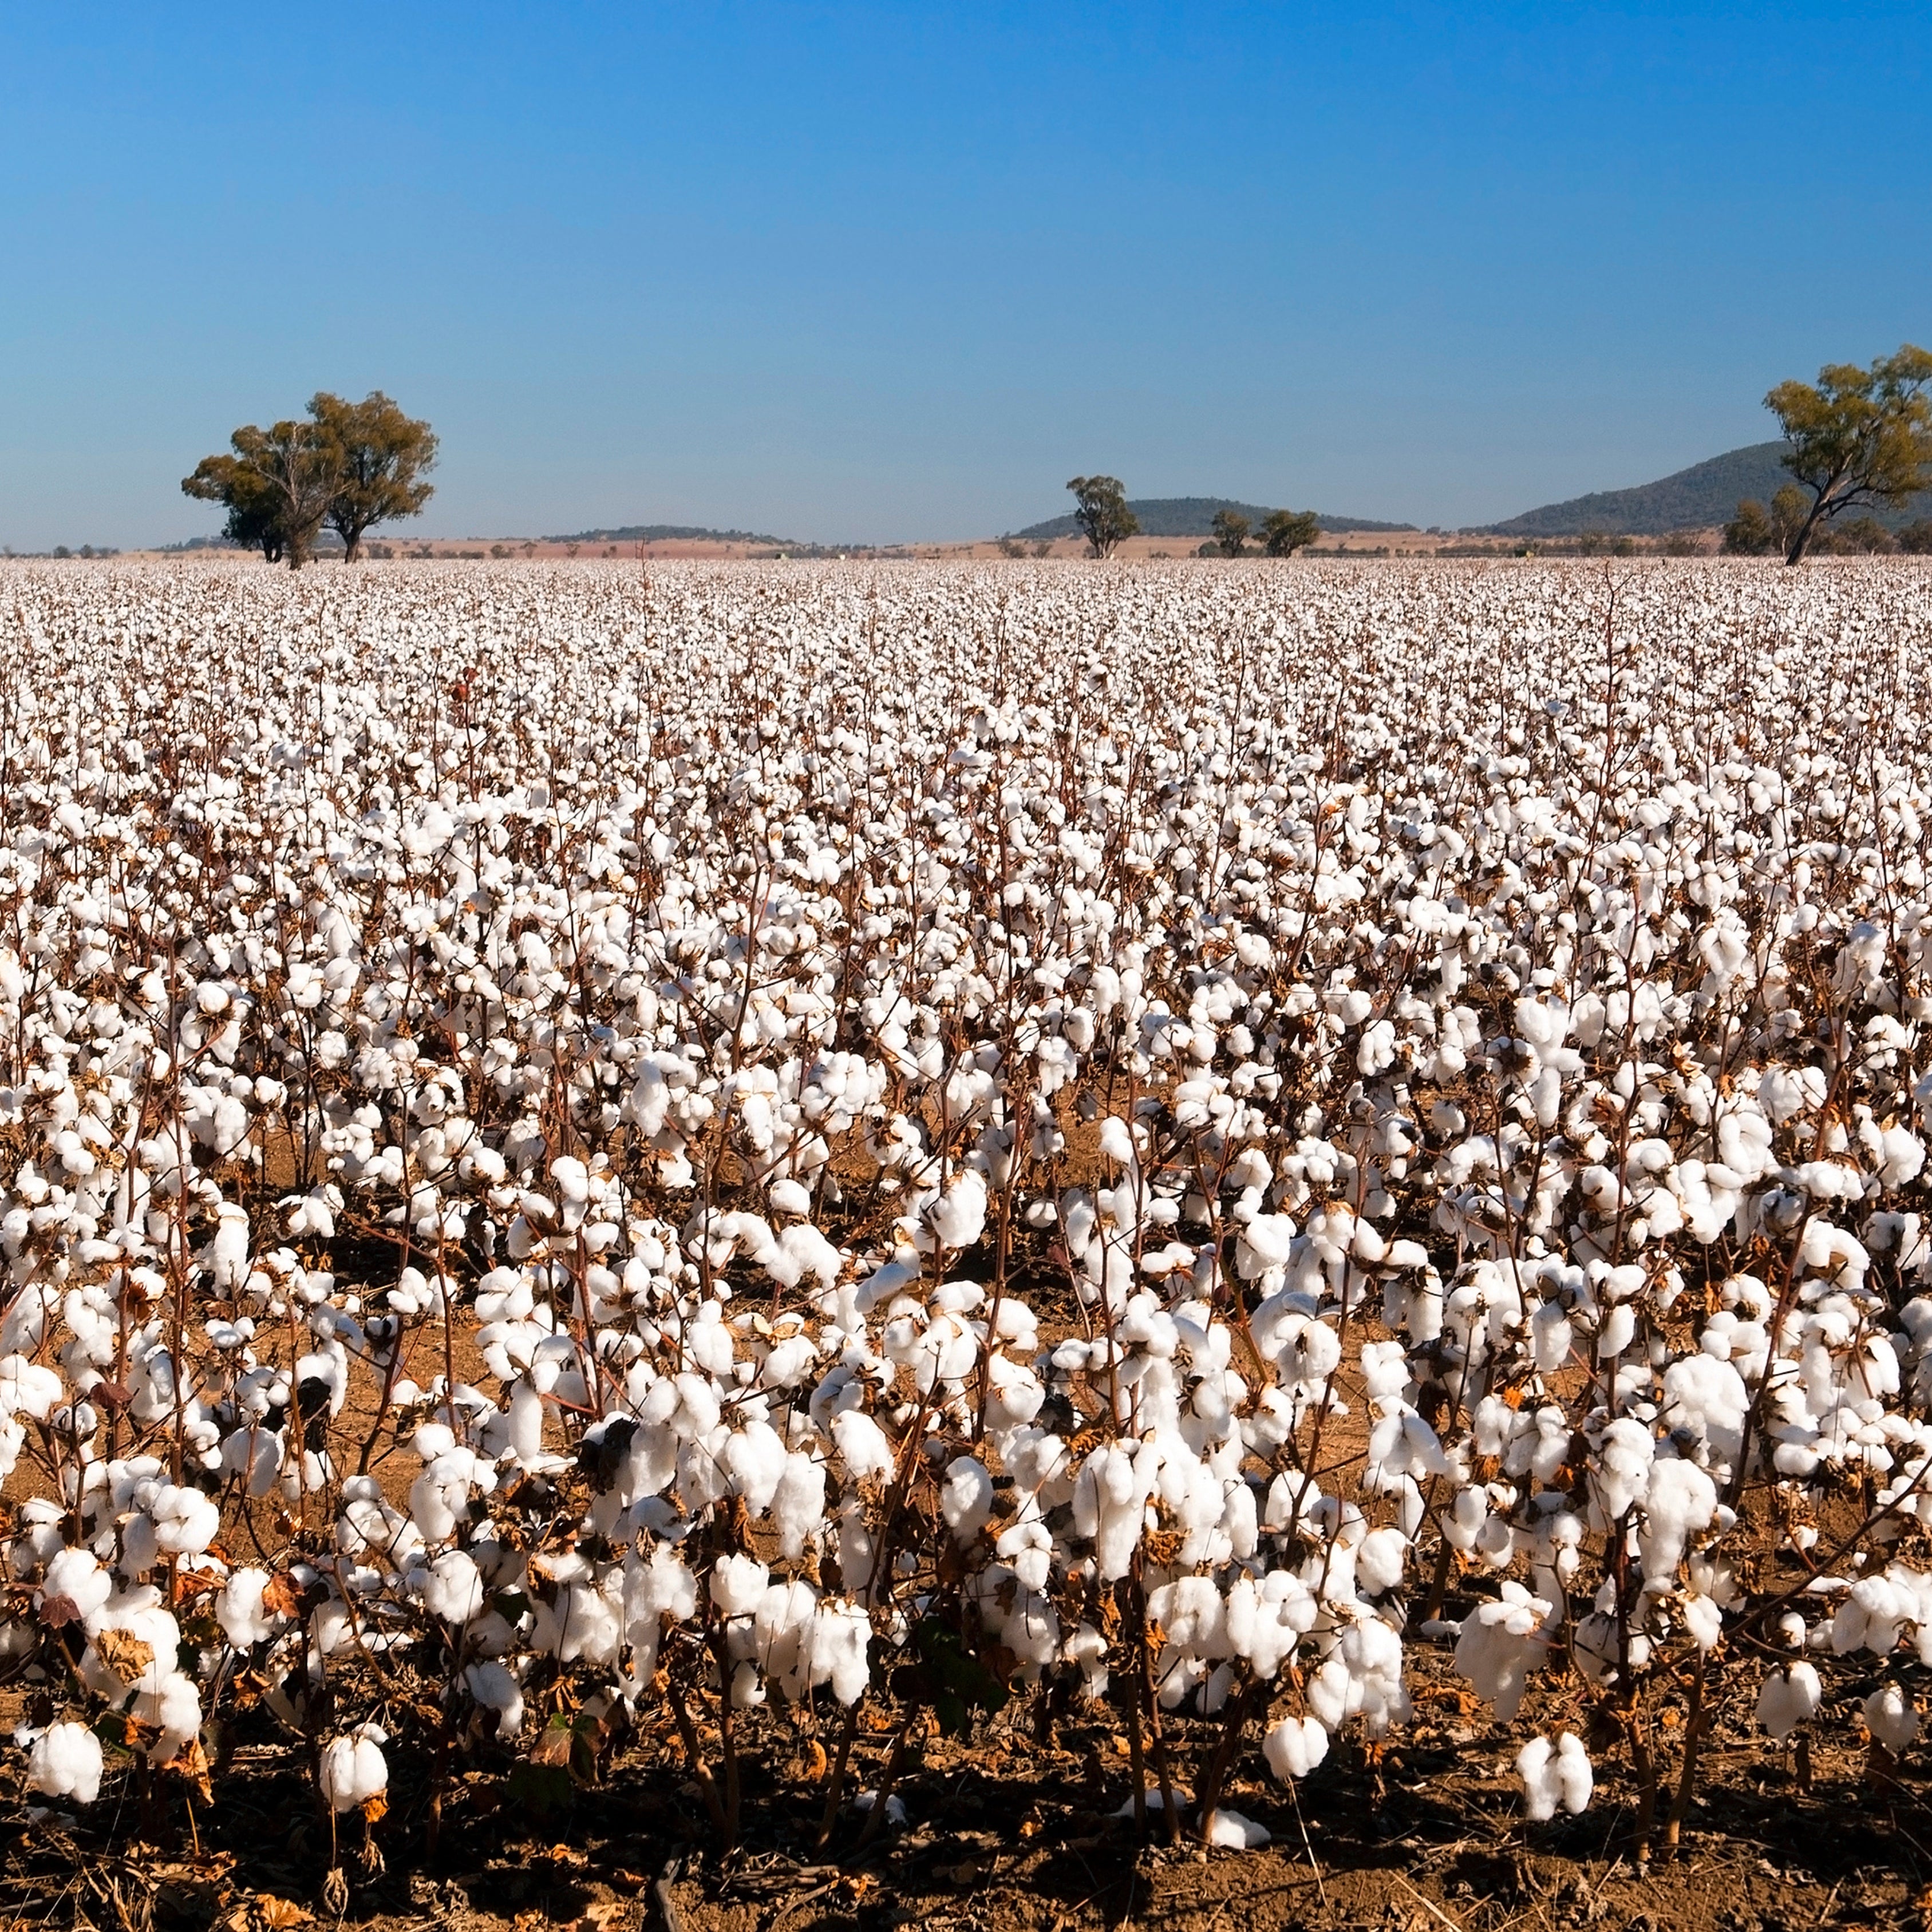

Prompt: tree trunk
xmin=1785 ymin=489 xmax=1835 ymax=564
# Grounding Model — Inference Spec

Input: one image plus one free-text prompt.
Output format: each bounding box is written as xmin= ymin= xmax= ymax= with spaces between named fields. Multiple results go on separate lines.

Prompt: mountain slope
xmin=1483 ymin=444 xmax=1802 ymax=536
xmin=1013 ymin=496 xmax=1416 ymax=540
xmin=540 ymin=523 xmax=794 ymax=545
xmin=1488 ymin=442 xmax=1932 ymax=537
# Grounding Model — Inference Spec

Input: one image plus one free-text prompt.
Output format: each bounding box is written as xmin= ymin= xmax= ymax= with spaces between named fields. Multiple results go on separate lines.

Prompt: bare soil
xmin=3 ymin=1630 xmax=1923 ymax=1932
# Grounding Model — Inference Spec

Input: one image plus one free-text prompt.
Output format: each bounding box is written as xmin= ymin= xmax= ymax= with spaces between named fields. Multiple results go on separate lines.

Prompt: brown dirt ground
xmin=1 ymin=1630 xmax=1923 ymax=1932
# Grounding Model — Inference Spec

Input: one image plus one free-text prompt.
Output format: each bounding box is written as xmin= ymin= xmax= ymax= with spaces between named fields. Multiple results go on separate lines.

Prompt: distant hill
xmin=1013 ymin=497 xmax=1416 ymax=540
xmin=1484 ymin=442 xmax=1932 ymax=538
xmin=540 ymin=523 xmax=794 ymax=545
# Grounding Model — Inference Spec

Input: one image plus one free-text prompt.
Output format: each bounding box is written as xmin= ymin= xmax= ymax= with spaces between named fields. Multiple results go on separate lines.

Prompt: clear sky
xmin=2 ymin=2 xmax=1927 ymax=549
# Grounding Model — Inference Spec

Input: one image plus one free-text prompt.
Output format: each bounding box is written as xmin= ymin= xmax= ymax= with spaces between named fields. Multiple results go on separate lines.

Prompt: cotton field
xmin=1 ymin=558 xmax=1929 ymax=1875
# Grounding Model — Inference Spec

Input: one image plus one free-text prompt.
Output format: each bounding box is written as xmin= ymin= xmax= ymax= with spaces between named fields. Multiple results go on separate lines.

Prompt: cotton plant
xmin=0 ymin=558 xmax=1928 ymax=1865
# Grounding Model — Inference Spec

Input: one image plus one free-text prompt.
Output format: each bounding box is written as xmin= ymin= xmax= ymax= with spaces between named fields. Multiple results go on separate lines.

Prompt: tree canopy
xmin=1065 ymin=476 xmax=1138 ymax=558
xmin=182 ymin=393 xmax=436 ymax=568
xmin=1721 ymin=484 xmax=1808 ymax=558
xmin=1261 ymin=508 xmax=1321 ymax=557
xmin=1764 ymin=344 xmax=1932 ymax=563
xmin=1210 ymin=509 xmax=1250 ymax=557
xmin=310 ymin=392 xmax=438 ymax=562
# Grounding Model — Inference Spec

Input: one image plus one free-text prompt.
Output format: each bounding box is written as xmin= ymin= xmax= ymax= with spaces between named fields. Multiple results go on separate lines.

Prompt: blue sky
xmin=2 ymin=2 xmax=1927 ymax=547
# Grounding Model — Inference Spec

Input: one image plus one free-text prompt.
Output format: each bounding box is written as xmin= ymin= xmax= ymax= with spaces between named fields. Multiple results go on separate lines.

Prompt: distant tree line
xmin=183 ymin=393 xmax=437 ymax=568
xmin=1725 ymin=345 xmax=1932 ymax=562
xmin=1061 ymin=478 xmax=1322 ymax=559
xmin=1208 ymin=507 xmax=1321 ymax=558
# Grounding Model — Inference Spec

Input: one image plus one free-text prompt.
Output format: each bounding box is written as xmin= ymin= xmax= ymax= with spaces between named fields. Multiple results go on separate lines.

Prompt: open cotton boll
xmin=1205 ymin=1807 xmax=1270 ymax=1849
xmin=771 ymin=1452 xmax=827 ymax=1559
xmin=1863 ymin=1683 xmax=1920 ymax=1752
xmin=941 ymin=1456 xmax=995 ymax=1542
xmin=1263 ymin=1714 xmax=1329 ymax=1781
xmin=137 ymin=1673 xmax=204 ymax=1764
xmin=854 ymin=1789 xmax=906 ymax=1828
xmin=1516 ymin=1733 xmax=1591 ymax=1820
xmin=422 ymin=1548 xmax=485 ymax=1623
xmin=926 ymin=1170 xmax=989 ymax=1251
xmin=25 ymin=1721 xmax=104 ymax=1806
xmin=1356 ymin=1526 xmax=1409 ymax=1595
xmin=1073 ymin=1441 xmax=1153 ymax=1582
xmin=39 ymin=1548 xmax=112 ymax=1625
xmin=1453 ymin=1582 xmax=1550 ymax=1721
xmin=1755 ymin=1661 xmax=1823 ymax=1741
xmin=0 ymin=1357 xmax=65 ymax=1426
xmin=1639 ymin=1458 xmax=1718 ymax=1582
xmin=712 ymin=1553 xmax=771 ymax=1618
xmin=464 ymin=1660 xmax=525 ymax=1739
xmin=831 ymin=1407 xmax=896 ymax=1483
xmin=812 ymin=1599 xmax=872 ymax=1704
xmin=216 ymin=1567 xmax=276 ymax=1648
xmin=319 ymin=1723 xmax=389 ymax=1812
xmin=767 ymin=1176 xmax=813 ymax=1218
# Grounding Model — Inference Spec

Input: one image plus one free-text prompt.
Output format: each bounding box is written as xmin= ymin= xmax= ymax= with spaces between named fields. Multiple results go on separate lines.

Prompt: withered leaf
xmin=93 ymin=1628 xmax=157 ymax=1684
xmin=260 ymin=1574 xmax=304 ymax=1620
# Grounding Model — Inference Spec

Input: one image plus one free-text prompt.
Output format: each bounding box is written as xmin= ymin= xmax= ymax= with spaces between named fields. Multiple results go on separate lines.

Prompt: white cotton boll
xmin=1263 ymin=1714 xmax=1329 ymax=1781
xmin=760 ymin=1332 xmax=819 ymax=1389
xmin=768 ymin=1176 xmax=813 ymax=1217
xmin=813 ymin=1599 xmax=872 ymax=1704
xmin=1355 ymin=1526 xmax=1408 ymax=1596
xmin=771 ymin=1452 xmax=827 ymax=1559
xmin=724 ymin=1419 xmax=789 ymax=1514
xmin=1592 ymin=1422 xmax=1654 ymax=1522
xmin=1755 ymin=1661 xmax=1822 ymax=1740
xmin=853 ymin=1789 xmax=906 ymax=1828
xmin=1680 ymin=1591 xmax=1724 ymax=1651
xmin=1597 ymin=1304 xmax=1636 ymax=1360
xmin=941 ymin=1457 xmax=995 ymax=1542
xmin=507 ymin=1381 xmax=546 ymax=1465
xmin=40 ymin=1548 xmax=112 ymax=1624
xmin=770 ymin=1224 xmax=842 ymax=1294
xmin=26 ymin=1722 xmax=103 ymax=1806
xmin=1641 ymin=1459 xmax=1718 ymax=1582
xmin=1206 ymin=1807 xmax=1270 ymax=1849
xmin=1879 ymin=1128 xmax=1927 ymax=1189
xmin=319 ymin=1723 xmax=389 ymax=1812
xmin=1073 ymin=1442 xmax=1150 ymax=1582
xmin=831 ymin=1408 xmax=895 ymax=1483
xmin=423 ymin=1548 xmax=485 ymax=1623
xmin=1552 ymin=1734 xmax=1593 ymax=1814
xmin=464 ymin=1660 xmax=524 ymax=1739
xmin=711 ymin=1553 xmax=769 ymax=1618
xmin=1863 ymin=1683 xmax=1920 ymax=1752
xmin=1831 ymin=1575 xmax=1911 ymax=1656
xmin=1530 ymin=1301 xmax=1573 ymax=1374
xmin=1515 ymin=1736 xmax=1555 ymax=1820
xmin=927 ymin=1171 xmax=989 ymax=1251
xmin=1237 ymin=1214 xmax=1298 ymax=1280
xmin=1518 ymin=1733 xmax=1591 ymax=1820
xmin=217 ymin=1568 xmax=275 ymax=1648
xmin=0 ymin=1357 xmax=65 ymax=1424
xmin=137 ymin=1673 xmax=203 ymax=1763
xmin=631 ymin=1544 xmax=698 ymax=1623
xmin=1454 ymin=1582 xmax=1550 ymax=1721
xmin=150 ymin=1485 xmax=219 ymax=1556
